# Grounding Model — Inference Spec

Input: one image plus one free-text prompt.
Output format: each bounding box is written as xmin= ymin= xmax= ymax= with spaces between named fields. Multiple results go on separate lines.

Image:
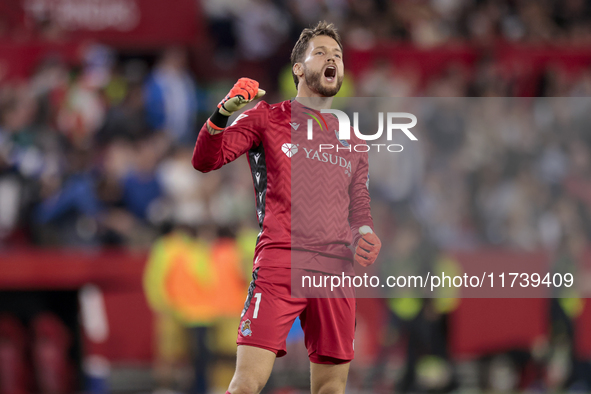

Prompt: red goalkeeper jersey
xmin=192 ymin=99 xmax=373 ymax=274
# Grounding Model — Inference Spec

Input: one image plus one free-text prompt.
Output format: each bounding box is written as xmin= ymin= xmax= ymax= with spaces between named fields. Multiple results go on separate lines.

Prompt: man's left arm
xmin=348 ymin=151 xmax=381 ymax=267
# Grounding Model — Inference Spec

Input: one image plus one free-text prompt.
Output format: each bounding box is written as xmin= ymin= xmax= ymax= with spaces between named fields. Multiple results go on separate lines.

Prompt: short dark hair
xmin=290 ymin=21 xmax=343 ymax=88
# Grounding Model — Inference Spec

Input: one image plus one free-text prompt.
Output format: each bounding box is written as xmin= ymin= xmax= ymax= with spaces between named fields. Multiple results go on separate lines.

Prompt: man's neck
xmin=295 ymin=85 xmax=333 ymax=110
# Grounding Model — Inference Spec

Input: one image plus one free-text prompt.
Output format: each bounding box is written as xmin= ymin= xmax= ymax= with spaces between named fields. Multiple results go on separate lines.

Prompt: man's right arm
xmin=192 ymin=78 xmax=266 ymax=173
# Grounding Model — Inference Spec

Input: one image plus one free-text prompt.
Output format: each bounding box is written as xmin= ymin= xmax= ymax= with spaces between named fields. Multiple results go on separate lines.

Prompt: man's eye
xmin=335 ymin=54 xmax=341 ymax=59
xmin=316 ymin=51 xmax=323 ymax=55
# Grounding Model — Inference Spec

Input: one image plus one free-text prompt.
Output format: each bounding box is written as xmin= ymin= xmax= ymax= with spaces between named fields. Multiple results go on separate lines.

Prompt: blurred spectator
xmin=143 ymin=226 xmax=247 ymax=394
xmin=201 ymin=0 xmax=242 ymax=65
xmin=33 ymin=146 xmax=102 ymax=246
xmin=143 ymin=48 xmax=202 ymax=146
xmin=121 ymin=137 xmax=163 ymax=222
xmin=371 ymin=219 xmax=456 ymax=393
xmin=157 ymin=147 xmax=207 ymax=227
xmin=358 ymin=59 xmax=419 ymax=97
xmin=96 ymin=83 xmax=150 ymax=145
xmin=234 ymin=0 xmax=289 ymax=61
xmin=56 ymin=45 xmax=114 ymax=149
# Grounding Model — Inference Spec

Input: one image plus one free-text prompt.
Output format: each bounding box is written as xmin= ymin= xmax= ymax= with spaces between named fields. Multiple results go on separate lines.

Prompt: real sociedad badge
xmin=241 ymin=319 xmax=252 ymax=336
xmin=335 ymin=130 xmax=350 ymax=147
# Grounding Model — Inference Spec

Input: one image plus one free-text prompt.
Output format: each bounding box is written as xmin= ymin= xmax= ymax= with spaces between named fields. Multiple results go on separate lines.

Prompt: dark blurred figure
xmin=32 ymin=145 xmax=102 ymax=246
xmin=370 ymin=219 xmax=456 ymax=393
xmin=121 ymin=136 xmax=163 ymax=222
xmin=144 ymin=48 xmax=202 ymax=146
xmin=546 ymin=230 xmax=590 ymax=390
xmin=96 ymin=83 xmax=151 ymax=146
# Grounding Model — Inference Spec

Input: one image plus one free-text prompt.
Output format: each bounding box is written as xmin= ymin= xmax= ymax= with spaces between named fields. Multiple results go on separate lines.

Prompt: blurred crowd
xmin=203 ymin=0 xmax=591 ymax=61
xmin=362 ymin=95 xmax=591 ymax=391
xmin=3 ymin=0 xmax=591 ymax=49
xmin=2 ymin=50 xmax=591 ymax=251
xmin=367 ymin=97 xmax=591 ymax=253
xmin=0 ymin=43 xmax=256 ymax=247
xmin=1 ymin=0 xmax=591 ymax=249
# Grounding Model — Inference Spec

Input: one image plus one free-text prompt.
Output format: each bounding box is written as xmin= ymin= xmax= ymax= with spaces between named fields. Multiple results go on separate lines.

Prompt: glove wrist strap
xmin=209 ymin=109 xmax=230 ymax=129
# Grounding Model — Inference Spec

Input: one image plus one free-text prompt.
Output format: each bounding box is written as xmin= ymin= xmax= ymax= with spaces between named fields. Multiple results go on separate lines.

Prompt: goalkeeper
xmin=192 ymin=21 xmax=381 ymax=394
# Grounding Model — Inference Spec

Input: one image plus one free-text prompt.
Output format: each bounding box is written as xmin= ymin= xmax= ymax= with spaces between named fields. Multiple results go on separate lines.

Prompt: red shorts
xmin=237 ymin=267 xmax=355 ymax=364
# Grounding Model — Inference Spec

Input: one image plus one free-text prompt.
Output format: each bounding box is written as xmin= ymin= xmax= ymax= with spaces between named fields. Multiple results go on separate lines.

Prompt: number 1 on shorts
xmin=253 ymin=293 xmax=262 ymax=318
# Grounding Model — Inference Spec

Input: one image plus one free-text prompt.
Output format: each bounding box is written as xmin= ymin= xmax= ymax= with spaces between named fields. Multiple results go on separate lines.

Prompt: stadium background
xmin=1 ymin=0 xmax=591 ymax=392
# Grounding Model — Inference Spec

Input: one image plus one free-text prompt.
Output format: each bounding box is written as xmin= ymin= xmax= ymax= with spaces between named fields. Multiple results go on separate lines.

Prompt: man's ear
xmin=293 ymin=63 xmax=303 ymax=81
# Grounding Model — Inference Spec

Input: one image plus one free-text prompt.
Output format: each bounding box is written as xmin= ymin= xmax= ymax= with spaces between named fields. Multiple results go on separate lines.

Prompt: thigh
xmin=238 ymin=267 xmax=306 ymax=357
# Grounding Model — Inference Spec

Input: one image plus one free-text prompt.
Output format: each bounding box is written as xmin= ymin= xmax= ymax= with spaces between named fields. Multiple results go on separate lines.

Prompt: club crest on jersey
xmin=335 ymin=130 xmax=350 ymax=147
xmin=241 ymin=319 xmax=252 ymax=336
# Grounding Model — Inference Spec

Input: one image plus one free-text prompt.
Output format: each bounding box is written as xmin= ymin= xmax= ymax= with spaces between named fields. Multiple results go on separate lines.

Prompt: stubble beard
xmin=303 ymin=66 xmax=344 ymax=97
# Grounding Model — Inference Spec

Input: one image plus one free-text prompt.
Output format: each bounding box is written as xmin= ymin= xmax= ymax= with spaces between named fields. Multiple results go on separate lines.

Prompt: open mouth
xmin=324 ymin=65 xmax=336 ymax=81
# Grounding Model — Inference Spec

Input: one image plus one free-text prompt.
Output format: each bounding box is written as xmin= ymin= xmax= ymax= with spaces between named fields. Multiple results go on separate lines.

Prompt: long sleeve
xmin=348 ymin=150 xmax=373 ymax=248
xmin=191 ymin=102 xmax=268 ymax=173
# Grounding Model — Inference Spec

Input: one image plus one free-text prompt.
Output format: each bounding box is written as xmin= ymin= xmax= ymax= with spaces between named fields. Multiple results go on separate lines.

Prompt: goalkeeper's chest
xmin=263 ymin=121 xmax=362 ymax=185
